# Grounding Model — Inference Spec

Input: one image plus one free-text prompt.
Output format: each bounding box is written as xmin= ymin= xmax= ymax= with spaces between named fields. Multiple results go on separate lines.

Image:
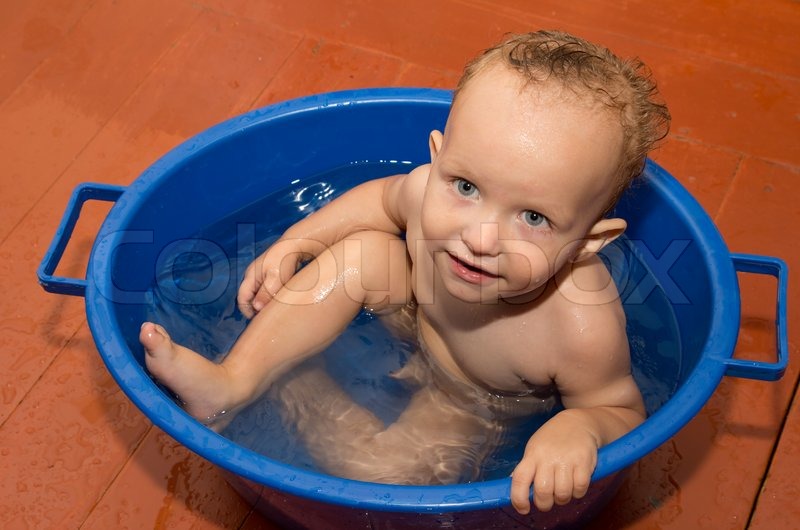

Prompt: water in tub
xmin=145 ymin=161 xmax=682 ymax=482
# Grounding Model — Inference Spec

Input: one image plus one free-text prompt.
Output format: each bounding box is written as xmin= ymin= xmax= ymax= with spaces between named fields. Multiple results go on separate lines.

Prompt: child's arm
xmin=237 ymin=165 xmax=424 ymax=317
xmin=509 ymin=310 xmax=645 ymax=514
xmin=509 ymin=374 xmax=644 ymax=514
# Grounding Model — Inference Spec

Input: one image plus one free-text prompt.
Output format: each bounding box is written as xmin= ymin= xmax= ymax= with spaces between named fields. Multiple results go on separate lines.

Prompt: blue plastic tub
xmin=39 ymin=89 xmax=788 ymax=529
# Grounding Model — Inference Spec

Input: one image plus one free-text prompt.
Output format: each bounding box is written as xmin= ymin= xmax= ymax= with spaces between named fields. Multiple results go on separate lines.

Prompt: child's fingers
xmin=237 ymin=250 xmax=293 ymax=317
xmin=516 ymin=463 xmax=590 ymax=513
xmin=510 ymin=462 xmax=536 ymax=515
xmin=572 ymin=466 xmax=592 ymax=500
xmin=553 ymin=464 xmax=574 ymax=506
xmin=251 ymin=269 xmax=281 ymax=309
xmin=236 ymin=262 xmax=260 ymax=318
xmin=532 ymin=465 xmax=556 ymax=512
xmin=238 ymin=238 xmax=321 ymax=317
xmin=238 ymin=301 xmax=256 ymax=320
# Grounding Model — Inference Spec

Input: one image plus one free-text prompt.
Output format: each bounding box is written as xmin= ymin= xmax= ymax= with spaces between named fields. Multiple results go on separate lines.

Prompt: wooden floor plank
xmin=0 ymin=324 xmax=150 ymax=529
xmin=394 ymin=63 xmax=461 ymax=90
xmin=462 ymin=0 xmax=800 ymax=79
xmin=0 ymin=0 xmax=199 ymax=243
xmin=198 ymin=0 xmax=530 ymax=71
xmin=252 ymin=37 xmax=405 ymax=108
xmin=0 ymin=0 xmax=95 ymax=103
xmin=750 ymin=391 xmax=800 ymax=529
xmin=649 ymin=138 xmax=742 ymax=219
xmin=81 ymin=428 xmax=252 ymax=529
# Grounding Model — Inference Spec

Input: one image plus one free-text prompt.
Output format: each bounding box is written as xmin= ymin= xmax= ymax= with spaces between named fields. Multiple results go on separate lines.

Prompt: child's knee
xmin=337 ymin=231 xmax=411 ymax=309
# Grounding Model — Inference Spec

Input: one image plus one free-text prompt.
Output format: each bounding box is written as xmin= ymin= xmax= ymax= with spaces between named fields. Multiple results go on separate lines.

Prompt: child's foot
xmin=139 ymin=322 xmax=241 ymax=431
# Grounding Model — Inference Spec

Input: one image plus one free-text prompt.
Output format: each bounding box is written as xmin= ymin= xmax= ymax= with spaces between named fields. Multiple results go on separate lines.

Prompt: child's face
xmin=420 ymin=65 xmax=625 ymax=303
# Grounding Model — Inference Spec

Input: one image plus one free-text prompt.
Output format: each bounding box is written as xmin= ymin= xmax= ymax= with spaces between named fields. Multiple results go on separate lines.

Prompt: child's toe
xmin=140 ymin=322 xmax=171 ymax=355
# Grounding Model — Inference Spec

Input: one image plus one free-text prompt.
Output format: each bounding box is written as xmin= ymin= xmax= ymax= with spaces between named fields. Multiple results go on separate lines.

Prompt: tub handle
xmin=722 ymin=253 xmax=789 ymax=381
xmin=37 ymin=182 xmax=125 ymax=297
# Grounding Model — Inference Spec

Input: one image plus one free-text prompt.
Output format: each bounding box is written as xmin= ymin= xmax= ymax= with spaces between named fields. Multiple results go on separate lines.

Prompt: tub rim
xmin=83 ymin=88 xmax=740 ymax=513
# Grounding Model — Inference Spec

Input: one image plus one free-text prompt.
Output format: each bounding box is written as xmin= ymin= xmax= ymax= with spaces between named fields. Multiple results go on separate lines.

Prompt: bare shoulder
xmin=383 ymin=163 xmax=430 ymax=227
xmin=550 ymin=256 xmax=631 ymax=383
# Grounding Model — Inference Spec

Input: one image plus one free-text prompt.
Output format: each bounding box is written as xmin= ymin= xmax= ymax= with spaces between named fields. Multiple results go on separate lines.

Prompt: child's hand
xmin=510 ymin=410 xmax=599 ymax=514
xmin=237 ymin=238 xmax=317 ymax=318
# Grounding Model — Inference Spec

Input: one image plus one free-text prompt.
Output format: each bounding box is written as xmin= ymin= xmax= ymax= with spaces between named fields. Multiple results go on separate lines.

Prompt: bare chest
xmin=417 ymin=303 xmax=558 ymax=397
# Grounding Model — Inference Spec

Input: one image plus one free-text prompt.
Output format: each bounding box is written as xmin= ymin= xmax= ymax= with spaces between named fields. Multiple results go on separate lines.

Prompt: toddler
xmin=140 ymin=30 xmax=669 ymax=514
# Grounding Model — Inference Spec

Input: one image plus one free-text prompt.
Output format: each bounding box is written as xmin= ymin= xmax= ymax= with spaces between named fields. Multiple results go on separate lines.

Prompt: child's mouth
xmin=448 ymin=253 xmax=498 ymax=284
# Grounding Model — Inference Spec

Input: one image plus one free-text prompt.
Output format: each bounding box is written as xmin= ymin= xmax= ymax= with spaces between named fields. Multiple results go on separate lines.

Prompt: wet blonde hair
xmin=455 ymin=30 xmax=671 ymax=214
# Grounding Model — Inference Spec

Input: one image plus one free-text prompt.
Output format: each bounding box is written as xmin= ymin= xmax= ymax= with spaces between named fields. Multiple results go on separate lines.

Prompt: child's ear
xmin=573 ymin=218 xmax=627 ymax=262
xmin=429 ymin=130 xmax=443 ymax=161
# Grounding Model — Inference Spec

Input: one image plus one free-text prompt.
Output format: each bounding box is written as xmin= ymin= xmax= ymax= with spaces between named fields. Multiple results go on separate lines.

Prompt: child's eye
xmin=454 ymin=178 xmax=478 ymax=198
xmin=523 ymin=210 xmax=549 ymax=228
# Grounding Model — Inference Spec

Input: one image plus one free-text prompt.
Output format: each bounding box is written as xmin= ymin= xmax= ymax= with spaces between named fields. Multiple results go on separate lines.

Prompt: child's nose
xmin=462 ymin=221 xmax=500 ymax=257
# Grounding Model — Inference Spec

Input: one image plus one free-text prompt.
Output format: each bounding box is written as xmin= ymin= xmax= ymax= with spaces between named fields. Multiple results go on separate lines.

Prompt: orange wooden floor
xmin=2 ymin=1 xmax=798 ymax=528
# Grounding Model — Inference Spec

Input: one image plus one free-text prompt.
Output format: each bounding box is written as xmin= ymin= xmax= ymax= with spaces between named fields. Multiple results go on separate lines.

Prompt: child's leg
xmin=272 ymin=360 xmax=385 ymax=456
xmin=140 ymin=231 xmax=410 ymax=430
xmin=275 ymin=355 xmax=500 ymax=485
